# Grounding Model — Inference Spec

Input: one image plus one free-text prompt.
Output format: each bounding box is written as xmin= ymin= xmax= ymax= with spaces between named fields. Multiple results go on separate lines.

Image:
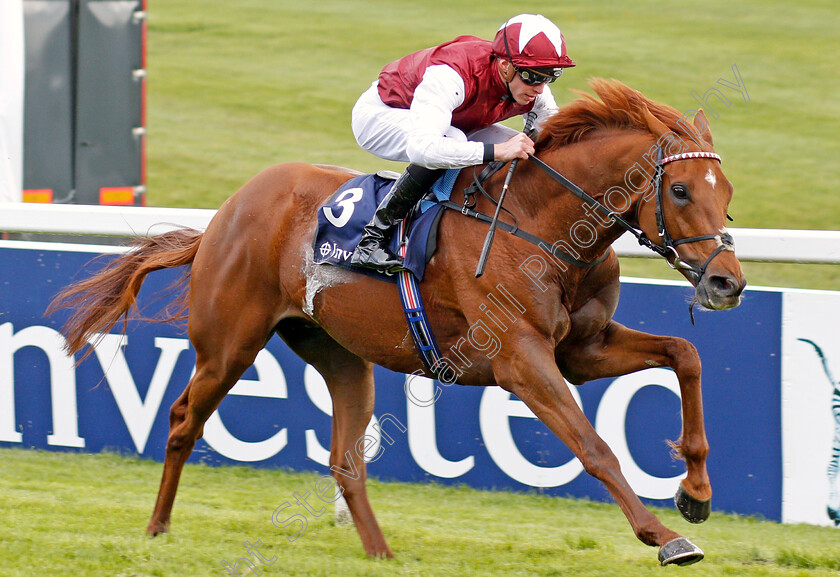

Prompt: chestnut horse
xmin=49 ymin=80 xmax=746 ymax=566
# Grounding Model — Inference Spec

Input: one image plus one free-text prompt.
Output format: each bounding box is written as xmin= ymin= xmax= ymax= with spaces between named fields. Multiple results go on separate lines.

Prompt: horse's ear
xmin=642 ymin=104 xmax=670 ymax=138
xmin=693 ymin=109 xmax=714 ymax=147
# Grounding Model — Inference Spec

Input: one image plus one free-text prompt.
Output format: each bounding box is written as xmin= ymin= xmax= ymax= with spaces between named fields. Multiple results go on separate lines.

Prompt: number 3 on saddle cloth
xmin=313 ymin=169 xmax=460 ymax=372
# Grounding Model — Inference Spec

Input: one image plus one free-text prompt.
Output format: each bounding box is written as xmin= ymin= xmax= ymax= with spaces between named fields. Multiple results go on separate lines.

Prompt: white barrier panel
xmin=1 ymin=203 xmax=839 ymax=263
xmin=0 ymin=203 xmax=215 ymax=236
xmin=613 ymin=228 xmax=840 ymax=264
xmin=781 ymin=291 xmax=840 ymax=526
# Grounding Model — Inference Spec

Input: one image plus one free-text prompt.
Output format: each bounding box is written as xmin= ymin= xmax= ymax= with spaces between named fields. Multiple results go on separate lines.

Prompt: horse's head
xmin=635 ymin=108 xmax=746 ymax=311
xmin=535 ymin=79 xmax=746 ymax=312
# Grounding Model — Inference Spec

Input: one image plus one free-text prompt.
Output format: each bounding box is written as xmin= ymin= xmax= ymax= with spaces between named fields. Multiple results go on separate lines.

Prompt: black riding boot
xmin=351 ymin=165 xmax=442 ymax=273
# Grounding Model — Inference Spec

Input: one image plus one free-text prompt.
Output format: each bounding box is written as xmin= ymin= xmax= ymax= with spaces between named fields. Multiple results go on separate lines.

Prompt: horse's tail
xmin=46 ymin=228 xmax=204 ymax=360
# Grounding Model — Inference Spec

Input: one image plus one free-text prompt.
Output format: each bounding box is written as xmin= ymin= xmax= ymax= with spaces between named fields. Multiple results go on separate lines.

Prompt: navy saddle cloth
xmin=313 ymin=170 xmax=459 ymax=282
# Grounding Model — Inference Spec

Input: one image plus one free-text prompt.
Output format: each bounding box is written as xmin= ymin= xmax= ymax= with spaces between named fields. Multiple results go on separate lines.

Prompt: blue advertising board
xmin=0 ymin=241 xmax=782 ymax=520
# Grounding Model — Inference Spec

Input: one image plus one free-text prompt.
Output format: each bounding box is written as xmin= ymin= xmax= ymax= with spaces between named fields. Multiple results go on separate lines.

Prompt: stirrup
xmin=351 ymin=242 xmax=404 ymax=273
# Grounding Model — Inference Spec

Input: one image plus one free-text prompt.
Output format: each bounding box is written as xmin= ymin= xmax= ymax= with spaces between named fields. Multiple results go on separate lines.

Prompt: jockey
xmin=350 ymin=13 xmax=576 ymax=273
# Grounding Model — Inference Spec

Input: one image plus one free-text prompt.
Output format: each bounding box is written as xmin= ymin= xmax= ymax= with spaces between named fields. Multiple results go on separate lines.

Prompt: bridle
xmin=527 ymin=146 xmax=735 ymax=286
xmin=645 ymin=147 xmax=734 ymax=284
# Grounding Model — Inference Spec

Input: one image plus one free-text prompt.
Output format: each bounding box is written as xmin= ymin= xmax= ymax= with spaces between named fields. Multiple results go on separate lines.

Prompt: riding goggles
xmin=516 ymin=66 xmax=563 ymax=85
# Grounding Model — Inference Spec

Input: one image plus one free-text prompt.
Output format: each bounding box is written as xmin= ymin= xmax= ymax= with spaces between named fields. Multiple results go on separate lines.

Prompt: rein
xmin=526 ymin=147 xmax=733 ymax=285
xmin=444 ymin=144 xmax=735 ymax=322
xmin=439 ymin=197 xmax=610 ymax=268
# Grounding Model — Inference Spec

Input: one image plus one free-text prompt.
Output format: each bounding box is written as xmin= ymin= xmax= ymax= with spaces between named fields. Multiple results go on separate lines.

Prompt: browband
xmin=659 ymin=151 xmax=721 ymax=166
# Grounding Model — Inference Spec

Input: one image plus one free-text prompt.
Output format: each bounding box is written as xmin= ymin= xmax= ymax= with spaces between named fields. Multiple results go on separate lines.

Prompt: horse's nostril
xmin=710 ymin=275 xmax=740 ymax=297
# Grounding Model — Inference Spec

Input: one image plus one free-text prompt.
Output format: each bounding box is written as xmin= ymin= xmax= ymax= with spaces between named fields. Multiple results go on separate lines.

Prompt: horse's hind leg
xmin=559 ymin=320 xmax=712 ymax=523
xmin=147 ymin=350 xmax=269 ymax=535
xmin=147 ymin=294 xmax=281 ymax=535
xmin=276 ymin=318 xmax=393 ymax=558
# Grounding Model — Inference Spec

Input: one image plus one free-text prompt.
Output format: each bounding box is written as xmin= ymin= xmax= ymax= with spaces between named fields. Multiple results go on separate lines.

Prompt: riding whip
xmin=475 ymin=113 xmax=537 ymax=278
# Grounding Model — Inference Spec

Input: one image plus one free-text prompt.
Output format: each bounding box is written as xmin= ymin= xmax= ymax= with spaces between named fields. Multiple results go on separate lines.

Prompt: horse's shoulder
xmin=566 ymin=253 xmax=621 ymax=316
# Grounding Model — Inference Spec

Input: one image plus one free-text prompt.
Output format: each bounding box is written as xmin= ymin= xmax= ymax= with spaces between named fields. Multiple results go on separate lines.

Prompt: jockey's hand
xmin=493 ymin=133 xmax=535 ymax=162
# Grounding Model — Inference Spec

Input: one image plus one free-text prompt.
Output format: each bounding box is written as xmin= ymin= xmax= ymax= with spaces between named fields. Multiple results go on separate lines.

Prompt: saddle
xmin=313 ymin=169 xmax=460 ymax=281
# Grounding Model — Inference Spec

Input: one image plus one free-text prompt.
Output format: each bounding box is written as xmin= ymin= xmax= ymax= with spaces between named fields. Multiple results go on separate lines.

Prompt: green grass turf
xmin=3 ymin=447 xmax=840 ymax=576
xmin=7 ymin=7 xmax=837 ymax=574
xmin=143 ymin=0 xmax=840 ymax=290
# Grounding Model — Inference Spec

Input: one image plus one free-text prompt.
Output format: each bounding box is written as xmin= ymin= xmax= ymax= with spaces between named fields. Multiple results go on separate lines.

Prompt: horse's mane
xmin=536 ymin=78 xmax=695 ymax=152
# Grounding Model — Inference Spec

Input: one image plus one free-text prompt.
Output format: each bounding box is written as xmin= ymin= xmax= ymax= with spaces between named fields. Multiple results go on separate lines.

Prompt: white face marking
xmin=705 ymin=168 xmax=717 ymax=189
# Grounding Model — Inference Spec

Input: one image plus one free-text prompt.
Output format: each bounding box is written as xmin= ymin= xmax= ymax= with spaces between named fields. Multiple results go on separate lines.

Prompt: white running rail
xmin=1 ymin=203 xmax=839 ymax=264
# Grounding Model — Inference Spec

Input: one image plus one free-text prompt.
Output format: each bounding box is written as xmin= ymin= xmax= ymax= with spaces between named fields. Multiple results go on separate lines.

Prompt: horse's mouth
xmin=696 ymin=294 xmax=742 ymax=311
xmin=694 ymin=274 xmax=746 ymax=311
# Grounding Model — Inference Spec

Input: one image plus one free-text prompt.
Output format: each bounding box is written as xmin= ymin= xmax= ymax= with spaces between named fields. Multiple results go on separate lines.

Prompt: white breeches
xmin=351 ymin=82 xmax=517 ymax=164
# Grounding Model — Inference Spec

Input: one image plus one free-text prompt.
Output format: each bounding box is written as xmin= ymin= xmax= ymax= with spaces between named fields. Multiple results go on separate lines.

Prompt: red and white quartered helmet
xmin=492 ymin=14 xmax=576 ymax=81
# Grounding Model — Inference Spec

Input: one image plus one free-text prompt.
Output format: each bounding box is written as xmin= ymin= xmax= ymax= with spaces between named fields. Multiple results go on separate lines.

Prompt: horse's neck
xmin=516 ymin=133 xmax=655 ymax=260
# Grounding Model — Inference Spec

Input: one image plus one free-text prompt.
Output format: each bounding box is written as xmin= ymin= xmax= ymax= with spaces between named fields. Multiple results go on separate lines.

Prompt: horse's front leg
xmin=495 ymin=339 xmax=703 ymax=565
xmin=557 ymin=319 xmax=711 ymax=524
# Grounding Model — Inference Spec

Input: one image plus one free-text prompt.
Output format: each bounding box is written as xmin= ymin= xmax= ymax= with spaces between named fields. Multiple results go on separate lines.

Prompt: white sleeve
xmin=529 ymin=86 xmax=559 ymax=130
xmin=405 ymin=65 xmax=486 ymax=169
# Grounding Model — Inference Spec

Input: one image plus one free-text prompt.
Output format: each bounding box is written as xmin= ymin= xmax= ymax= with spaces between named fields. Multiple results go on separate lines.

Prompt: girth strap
xmin=394 ymin=220 xmax=444 ymax=372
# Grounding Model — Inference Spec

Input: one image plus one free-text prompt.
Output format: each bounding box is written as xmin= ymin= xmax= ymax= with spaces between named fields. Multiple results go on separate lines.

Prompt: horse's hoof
xmin=146 ymin=521 xmax=169 ymax=537
xmin=659 ymin=537 xmax=704 ymax=566
xmin=675 ymin=483 xmax=711 ymax=524
xmin=365 ymin=547 xmax=394 ymax=559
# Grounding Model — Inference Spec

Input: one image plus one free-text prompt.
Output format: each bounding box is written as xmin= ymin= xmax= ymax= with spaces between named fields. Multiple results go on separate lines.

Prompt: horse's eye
xmin=670 ymin=184 xmax=690 ymax=201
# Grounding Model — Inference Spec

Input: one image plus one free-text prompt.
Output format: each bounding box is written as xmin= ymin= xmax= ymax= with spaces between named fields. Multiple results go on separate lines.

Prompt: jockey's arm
xmin=406 ymin=65 xmax=556 ymax=169
xmin=405 ymin=65 xmax=487 ymax=169
xmin=492 ymin=88 xmax=558 ymax=161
